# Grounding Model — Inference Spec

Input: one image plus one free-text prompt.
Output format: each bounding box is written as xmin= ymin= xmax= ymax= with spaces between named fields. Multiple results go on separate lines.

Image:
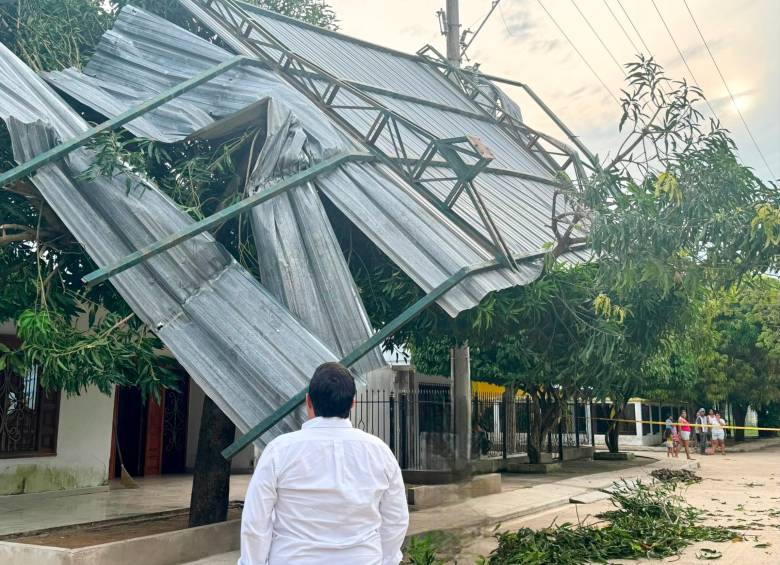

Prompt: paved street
xmin=456 ymin=445 xmax=780 ymax=564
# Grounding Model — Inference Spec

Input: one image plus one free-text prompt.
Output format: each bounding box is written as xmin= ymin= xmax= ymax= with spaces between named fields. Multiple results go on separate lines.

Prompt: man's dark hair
xmin=308 ymin=362 xmax=356 ymax=418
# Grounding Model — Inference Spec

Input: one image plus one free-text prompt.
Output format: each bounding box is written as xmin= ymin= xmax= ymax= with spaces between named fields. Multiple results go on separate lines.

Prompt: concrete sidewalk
xmin=611 ymin=435 xmax=780 ymax=454
xmin=407 ymin=454 xmax=695 ymax=536
xmin=182 ymin=453 xmax=696 ymax=564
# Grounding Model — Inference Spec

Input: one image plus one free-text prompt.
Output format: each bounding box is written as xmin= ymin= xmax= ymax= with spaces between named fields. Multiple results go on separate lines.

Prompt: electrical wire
xmin=649 ymin=0 xmax=717 ymax=117
xmin=601 ymin=0 xmax=640 ymax=56
xmin=535 ymin=0 xmax=620 ymax=106
xmin=615 ymin=0 xmax=654 ymax=58
xmin=682 ymin=0 xmax=776 ymax=179
xmin=497 ymin=2 xmax=515 ymax=37
xmin=570 ymin=0 xmax=624 ymax=75
xmin=461 ymin=0 xmax=502 ymax=59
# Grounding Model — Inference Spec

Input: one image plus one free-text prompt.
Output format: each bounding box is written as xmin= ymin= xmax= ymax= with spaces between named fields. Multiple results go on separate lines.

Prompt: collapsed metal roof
xmin=0 ymin=0 xmax=593 ymax=451
xmin=0 ymin=43 xmax=336 ymax=440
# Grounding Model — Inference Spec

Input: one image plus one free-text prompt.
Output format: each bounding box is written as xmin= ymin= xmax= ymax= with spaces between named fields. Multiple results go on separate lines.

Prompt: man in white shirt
xmin=239 ymin=362 xmax=409 ymax=565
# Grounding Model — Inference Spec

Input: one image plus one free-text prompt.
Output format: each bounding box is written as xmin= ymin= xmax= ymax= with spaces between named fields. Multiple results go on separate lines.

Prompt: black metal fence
xmin=353 ymin=387 xmax=592 ymax=470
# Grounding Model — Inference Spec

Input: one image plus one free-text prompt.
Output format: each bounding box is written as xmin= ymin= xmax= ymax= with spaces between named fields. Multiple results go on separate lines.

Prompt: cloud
xmin=528 ymin=37 xmax=565 ymax=54
xmin=680 ymin=36 xmax=729 ymax=62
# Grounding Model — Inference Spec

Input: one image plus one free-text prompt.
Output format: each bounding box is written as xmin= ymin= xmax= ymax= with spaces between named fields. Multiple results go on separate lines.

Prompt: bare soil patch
xmin=2 ymin=504 xmax=242 ymax=549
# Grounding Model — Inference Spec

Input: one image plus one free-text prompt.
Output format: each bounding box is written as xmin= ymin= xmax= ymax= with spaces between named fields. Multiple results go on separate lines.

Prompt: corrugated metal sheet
xmin=0 ymin=41 xmax=342 ymax=443
xmin=235 ymin=2 xmax=477 ymax=113
xmin=45 ymin=5 xmax=536 ymax=317
xmin=315 ymin=162 xmax=542 ymax=314
xmin=46 ymin=6 xmax=385 ymax=374
xmin=180 ymin=0 xmax=581 ymax=263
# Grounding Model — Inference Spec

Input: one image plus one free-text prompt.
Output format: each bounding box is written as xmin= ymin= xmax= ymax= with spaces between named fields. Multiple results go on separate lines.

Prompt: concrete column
xmin=634 ymin=401 xmax=643 ymax=438
xmin=451 ymin=344 xmax=471 ymax=471
xmin=503 ymin=385 xmax=517 ymax=455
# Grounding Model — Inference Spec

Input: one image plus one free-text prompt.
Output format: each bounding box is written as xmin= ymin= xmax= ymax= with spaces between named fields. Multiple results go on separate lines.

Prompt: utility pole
xmin=442 ymin=0 xmax=471 ymax=474
xmin=445 ymin=0 xmax=461 ymax=67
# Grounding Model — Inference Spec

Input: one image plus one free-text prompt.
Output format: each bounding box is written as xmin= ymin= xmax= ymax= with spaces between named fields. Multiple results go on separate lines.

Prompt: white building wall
xmin=0 ymin=386 xmax=115 ymax=495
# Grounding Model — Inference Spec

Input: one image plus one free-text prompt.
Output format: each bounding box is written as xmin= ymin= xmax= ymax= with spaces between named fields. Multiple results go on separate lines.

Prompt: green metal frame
xmin=82 ymin=152 xmax=372 ymax=286
xmin=0 ymin=55 xmax=258 ymax=189
xmin=415 ymin=44 xmax=595 ymax=188
xmin=187 ymin=0 xmax=522 ymax=267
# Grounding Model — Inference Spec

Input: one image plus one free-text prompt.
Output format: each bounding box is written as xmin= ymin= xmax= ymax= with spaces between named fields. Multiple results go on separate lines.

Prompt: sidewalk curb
xmin=407 ymin=455 xmax=698 ymax=538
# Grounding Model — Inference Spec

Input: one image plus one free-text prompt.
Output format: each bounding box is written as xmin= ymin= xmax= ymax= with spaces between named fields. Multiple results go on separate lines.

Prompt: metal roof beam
xmin=185 ymin=0 xmax=521 ymax=269
xmin=81 ymin=152 xmax=373 ymax=287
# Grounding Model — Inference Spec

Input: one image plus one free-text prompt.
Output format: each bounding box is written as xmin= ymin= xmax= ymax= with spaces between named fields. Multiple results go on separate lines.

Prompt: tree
xmin=698 ymin=279 xmax=780 ymax=440
xmin=0 ymin=0 xmax=338 ymax=525
xmin=373 ymin=57 xmax=779 ymax=457
xmin=572 ymin=58 xmax=780 ymax=451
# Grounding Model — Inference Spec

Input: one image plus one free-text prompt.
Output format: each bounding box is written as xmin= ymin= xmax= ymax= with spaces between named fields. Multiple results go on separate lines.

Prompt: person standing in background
xmin=677 ymin=410 xmax=693 ymax=459
xmin=710 ymin=409 xmax=727 ymax=455
xmin=695 ymin=408 xmax=708 ymax=455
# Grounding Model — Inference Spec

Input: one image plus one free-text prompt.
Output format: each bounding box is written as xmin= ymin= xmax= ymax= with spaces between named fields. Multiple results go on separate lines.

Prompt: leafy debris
xmin=650 ymin=468 xmax=703 ymax=485
xmin=486 ymin=480 xmax=741 ymax=564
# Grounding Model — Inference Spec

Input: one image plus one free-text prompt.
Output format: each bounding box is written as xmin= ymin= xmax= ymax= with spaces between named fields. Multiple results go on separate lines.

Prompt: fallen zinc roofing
xmin=0 ymin=0 xmax=593 ymax=456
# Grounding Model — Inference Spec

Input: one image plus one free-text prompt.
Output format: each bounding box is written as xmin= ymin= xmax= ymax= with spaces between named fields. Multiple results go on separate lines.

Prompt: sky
xmin=325 ymin=0 xmax=780 ymax=181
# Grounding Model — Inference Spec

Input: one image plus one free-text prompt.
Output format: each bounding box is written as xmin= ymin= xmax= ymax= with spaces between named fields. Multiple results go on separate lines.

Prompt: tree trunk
xmin=731 ymin=404 xmax=747 ymax=444
xmin=189 ymin=396 xmax=236 ymax=527
xmin=527 ymin=388 xmax=562 ymax=464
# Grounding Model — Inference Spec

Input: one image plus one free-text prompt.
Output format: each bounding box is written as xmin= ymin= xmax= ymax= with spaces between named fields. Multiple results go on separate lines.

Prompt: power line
xmin=570 ymin=0 xmax=623 ymax=75
xmin=615 ymin=0 xmax=654 ymax=58
xmin=497 ymin=2 xmax=515 ymax=37
xmin=461 ymin=1 xmax=502 ymax=59
xmin=601 ymin=0 xmax=640 ymax=56
xmin=649 ymin=0 xmax=717 ymax=117
xmin=682 ymin=0 xmax=776 ymax=179
xmin=535 ymin=0 xmax=620 ymax=106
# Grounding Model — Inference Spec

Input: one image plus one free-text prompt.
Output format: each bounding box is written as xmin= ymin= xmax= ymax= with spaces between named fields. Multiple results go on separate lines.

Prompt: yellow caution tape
xmin=589 ymin=416 xmax=780 ymax=433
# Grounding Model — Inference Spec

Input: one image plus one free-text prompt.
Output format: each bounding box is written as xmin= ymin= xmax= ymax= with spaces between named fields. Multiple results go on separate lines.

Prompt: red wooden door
xmin=143 ymin=393 xmax=164 ymax=476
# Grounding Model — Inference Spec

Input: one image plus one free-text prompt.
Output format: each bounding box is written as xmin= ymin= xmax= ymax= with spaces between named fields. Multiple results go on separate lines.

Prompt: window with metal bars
xmin=0 ymin=361 xmax=60 ymax=458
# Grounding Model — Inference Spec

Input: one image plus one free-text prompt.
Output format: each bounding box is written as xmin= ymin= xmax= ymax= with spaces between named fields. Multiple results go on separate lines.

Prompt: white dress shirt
xmin=239 ymin=416 xmax=409 ymax=565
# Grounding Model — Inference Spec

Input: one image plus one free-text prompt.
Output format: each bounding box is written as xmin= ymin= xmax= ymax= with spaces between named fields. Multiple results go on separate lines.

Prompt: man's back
xmin=240 ymin=417 xmax=409 ymax=565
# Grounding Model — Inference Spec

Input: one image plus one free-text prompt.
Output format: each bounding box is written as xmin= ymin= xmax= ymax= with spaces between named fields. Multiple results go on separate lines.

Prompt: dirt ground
xmin=455 ymin=446 xmax=780 ymax=564
xmin=5 ymin=506 xmax=242 ymax=549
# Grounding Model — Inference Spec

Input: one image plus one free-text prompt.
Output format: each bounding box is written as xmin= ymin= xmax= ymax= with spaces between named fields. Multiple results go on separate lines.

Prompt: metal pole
xmin=526 ymin=395 xmax=531 ymax=454
xmin=445 ymin=0 xmax=461 ymax=67
xmin=558 ymin=420 xmax=564 ymax=461
xmin=502 ymin=392 xmax=508 ymax=460
xmin=399 ymin=392 xmax=408 ymax=469
xmin=574 ymin=399 xmax=581 ymax=448
xmin=389 ymin=392 xmax=396 ymax=455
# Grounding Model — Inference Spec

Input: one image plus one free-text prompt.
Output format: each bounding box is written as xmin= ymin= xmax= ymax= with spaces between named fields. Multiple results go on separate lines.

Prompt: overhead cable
xmin=649 ymin=0 xmax=717 ymax=117
xmin=682 ymin=0 xmax=776 ymax=178
xmin=535 ymin=0 xmax=620 ymax=106
xmin=570 ymin=0 xmax=623 ymax=75
xmin=461 ymin=0 xmax=502 ymax=59
xmin=615 ymin=0 xmax=654 ymax=57
xmin=601 ymin=0 xmax=640 ymax=55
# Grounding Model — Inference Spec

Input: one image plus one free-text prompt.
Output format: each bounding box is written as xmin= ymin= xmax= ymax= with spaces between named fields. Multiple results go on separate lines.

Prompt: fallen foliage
xmin=650 ymin=468 xmax=703 ymax=485
xmin=485 ymin=480 xmax=741 ymax=564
